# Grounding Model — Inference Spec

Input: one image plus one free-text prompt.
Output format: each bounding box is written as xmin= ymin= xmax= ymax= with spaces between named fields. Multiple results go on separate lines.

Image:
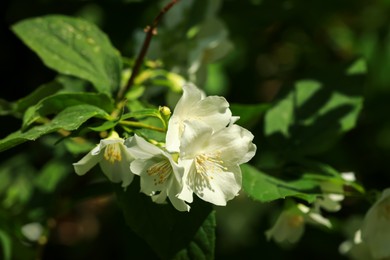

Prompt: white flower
xmin=177 ymin=121 xmax=256 ymax=206
xmin=165 ymin=83 xmax=232 ymax=152
xmin=315 ymin=181 xmax=345 ymax=212
xmin=361 ymin=188 xmax=390 ymax=259
xmin=339 ymin=229 xmax=375 ymax=260
xmin=73 ymin=131 xmax=134 ymax=188
xmin=266 ymin=203 xmax=332 ymax=245
xmin=127 ymin=134 xmax=190 ymax=212
xmin=265 ymin=204 xmax=306 ymax=244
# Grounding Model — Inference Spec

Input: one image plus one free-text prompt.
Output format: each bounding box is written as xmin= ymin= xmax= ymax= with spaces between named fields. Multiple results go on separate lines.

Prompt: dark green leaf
xmin=89 ymin=120 xmax=118 ymax=132
xmin=231 ymin=103 xmax=270 ymax=129
xmin=12 ymin=15 xmax=122 ymax=94
xmin=22 ymin=92 xmax=113 ymax=128
xmin=0 ymin=104 xmax=108 ymax=152
xmin=242 ymin=164 xmax=319 ymax=203
xmin=35 ymin=159 xmax=69 ymax=193
xmin=0 ymin=230 xmax=11 ymax=260
xmin=121 ymin=109 xmax=160 ymax=120
xmin=115 ymin=181 xmax=215 ymax=260
xmin=14 ymin=81 xmax=63 ymax=115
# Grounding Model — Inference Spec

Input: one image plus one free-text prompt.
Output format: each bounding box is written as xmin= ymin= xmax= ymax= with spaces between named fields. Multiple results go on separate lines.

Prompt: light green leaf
xmin=12 ymin=15 xmax=122 ymax=94
xmin=22 ymin=92 xmax=113 ymax=128
xmin=115 ymin=181 xmax=215 ymax=259
xmin=242 ymin=164 xmax=319 ymax=203
xmin=264 ymin=79 xmax=363 ymax=155
xmin=346 ymin=58 xmax=367 ymax=75
xmin=0 ymin=104 xmax=108 ymax=152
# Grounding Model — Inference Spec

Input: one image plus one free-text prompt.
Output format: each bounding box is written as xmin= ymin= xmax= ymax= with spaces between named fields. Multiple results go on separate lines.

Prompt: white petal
xmin=166 ymin=83 xmax=232 ymax=152
xmin=203 ymin=124 xmax=256 ymax=165
xmin=265 ymin=208 xmax=305 ymax=244
xmin=99 ymin=144 xmax=134 ymax=187
xmin=73 ymin=151 xmax=102 ymax=175
xmin=152 ymin=192 xmax=168 ymax=204
xmin=190 ymin=164 xmax=242 ymax=206
xmin=126 ymin=134 xmax=162 ymax=158
xmin=131 ymin=158 xmax=164 ymax=194
xmin=180 ymin=121 xmax=214 ymax=159
xmin=361 ymin=188 xmax=390 ymax=259
xmin=177 ymin=159 xmax=195 ymax=203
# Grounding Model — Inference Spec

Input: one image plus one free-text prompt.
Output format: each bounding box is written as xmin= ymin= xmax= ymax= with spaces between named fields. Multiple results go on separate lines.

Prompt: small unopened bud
xmin=159 ymin=106 xmax=171 ymax=117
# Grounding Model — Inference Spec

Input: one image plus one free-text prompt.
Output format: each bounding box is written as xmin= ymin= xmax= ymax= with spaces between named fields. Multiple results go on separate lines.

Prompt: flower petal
xmin=204 ymin=124 xmax=256 ymax=165
xmin=180 ymin=121 xmax=214 ymax=159
xmin=99 ymin=144 xmax=134 ymax=187
xmin=73 ymin=151 xmax=102 ymax=176
xmin=126 ymin=135 xmax=162 ymax=158
xmin=188 ymin=164 xmax=242 ymax=206
xmin=166 ymin=83 xmax=232 ymax=152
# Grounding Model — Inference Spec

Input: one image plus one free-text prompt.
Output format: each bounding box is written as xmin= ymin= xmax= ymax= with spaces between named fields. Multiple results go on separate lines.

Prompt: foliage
xmin=1 ymin=0 xmax=389 ymax=259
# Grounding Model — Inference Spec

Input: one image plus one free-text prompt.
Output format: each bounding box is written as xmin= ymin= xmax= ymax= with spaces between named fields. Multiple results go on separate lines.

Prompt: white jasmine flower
xmin=361 ymin=188 xmax=390 ymax=259
xmin=315 ymin=181 xmax=345 ymax=212
xmin=73 ymin=131 xmax=134 ymax=188
xmin=265 ymin=204 xmax=306 ymax=244
xmin=21 ymin=222 xmax=43 ymax=242
xmin=127 ymin=134 xmax=190 ymax=212
xmin=165 ymin=83 xmax=232 ymax=152
xmin=178 ymin=121 xmax=256 ymax=206
xmin=266 ymin=203 xmax=332 ymax=245
xmin=339 ymin=229 xmax=375 ymax=260
xmin=341 ymin=172 xmax=356 ymax=182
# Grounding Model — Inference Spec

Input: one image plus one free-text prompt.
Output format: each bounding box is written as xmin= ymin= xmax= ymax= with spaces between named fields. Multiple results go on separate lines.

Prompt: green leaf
xmin=22 ymin=92 xmax=113 ymax=128
xmin=12 ymin=15 xmax=122 ymax=94
xmin=121 ymin=109 xmax=161 ymax=120
xmin=264 ymin=79 xmax=363 ymax=155
xmin=35 ymin=159 xmax=69 ymax=193
xmin=230 ymin=103 xmax=270 ymax=129
xmin=0 ymin=104 xmax=108 ymax=152
xmin=0 ymin=230 xmax=11 ymax=260
xmin=115 ymin=181 xmax=215 ymax=260
xmin=241 ymin=164 xmax=319 ymax=203
xmin=14 ymin=81 xmax=63 ymax=115
xmin=346 ymin=58 xmax=367 ymax=75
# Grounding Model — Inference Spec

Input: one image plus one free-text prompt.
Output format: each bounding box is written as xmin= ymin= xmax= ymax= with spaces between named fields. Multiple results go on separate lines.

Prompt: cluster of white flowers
xmin=73 ymin=84 xmax=256 ymax=211
xmin=266 ymin=173 xmax=356 ymax=245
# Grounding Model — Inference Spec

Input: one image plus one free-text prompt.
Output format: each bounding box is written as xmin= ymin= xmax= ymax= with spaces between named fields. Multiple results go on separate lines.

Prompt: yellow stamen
xmin=147 ymin=160 xmax=172 ymax=185
xmin=195 ymin=152 xmax=227 ymax=180
xmin=104 ymin=143 xmax=122 ymax=163
xmin=287 ymin=215 xmax=304 ymax=228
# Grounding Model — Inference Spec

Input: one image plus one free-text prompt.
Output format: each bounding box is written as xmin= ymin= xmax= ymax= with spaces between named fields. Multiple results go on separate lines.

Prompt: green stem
xmin=115 ymin=0 xmax=180 ymax=103
xmin=119 ymin=120 xmax=165 ymax=132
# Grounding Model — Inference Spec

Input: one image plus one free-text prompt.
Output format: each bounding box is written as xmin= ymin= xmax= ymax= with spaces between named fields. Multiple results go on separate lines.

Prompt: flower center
xmin=195 ymin=152 xmax=227 ymax=180
xmin=104 ymin=143 xmax=122 ymax=163
xmin=147 ymin=160 xmax=172 ymax=185
xmin=287 ymin=215 xmax=304 ymax=228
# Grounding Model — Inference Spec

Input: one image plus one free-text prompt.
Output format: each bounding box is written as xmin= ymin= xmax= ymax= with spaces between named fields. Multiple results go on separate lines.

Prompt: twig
xmin=116 ymin=0 xmax=180 ymax=102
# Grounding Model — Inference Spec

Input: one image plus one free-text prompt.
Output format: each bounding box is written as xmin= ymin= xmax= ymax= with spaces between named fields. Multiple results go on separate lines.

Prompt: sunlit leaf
xmin=242 ymin=164 xmax=319 ymax=203
xmin=12 ymin=15 xmax=122 ymax=94
xmin=22 ymin=92 xmax=113 ymax=128
xmin=264 ymin=79 xmax=363 ymax=155
xmin=0 ymin=104 xmax=108 ymax=152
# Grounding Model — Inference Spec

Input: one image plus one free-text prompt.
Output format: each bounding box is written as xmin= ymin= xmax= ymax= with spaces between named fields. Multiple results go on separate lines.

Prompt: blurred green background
xmin=2 ymin=0 xmax=390 ymax=259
